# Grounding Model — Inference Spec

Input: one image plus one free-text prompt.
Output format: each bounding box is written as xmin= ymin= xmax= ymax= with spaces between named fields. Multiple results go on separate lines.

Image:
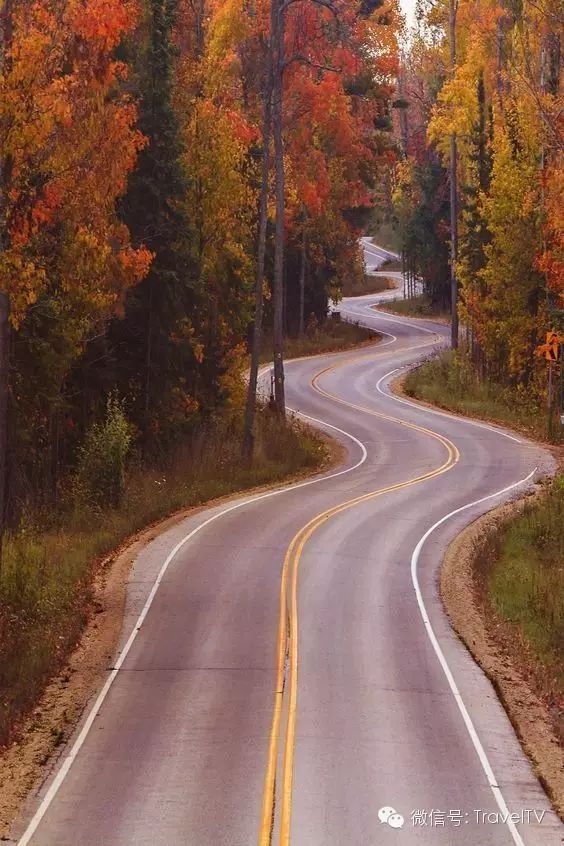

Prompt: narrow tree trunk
xmin=401 ymin=250 xmax=406 ymax=299
xmin=0 ymin=294 xmax=9 ymax=558
xmin=398 ymin=63 xmax=409 ymax=155
xmin=298 ymin=220 xmax=306 ymax=337
xmin=0 ymin=0 xmax=13 ymax=561
xmin=242 ymin=36 xmax=274 ymax=459
xmin=272 ymin=0 xmax=286 ymax=416
xmin=143 ymin=278 xmax=154 ymax=445
xmin=449 ymin=0 xmax=459 ymax=349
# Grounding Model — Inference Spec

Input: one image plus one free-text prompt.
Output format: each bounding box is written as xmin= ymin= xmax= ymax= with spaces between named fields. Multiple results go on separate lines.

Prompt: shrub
xmin=74 ymin=395 xmax=132 ymax=509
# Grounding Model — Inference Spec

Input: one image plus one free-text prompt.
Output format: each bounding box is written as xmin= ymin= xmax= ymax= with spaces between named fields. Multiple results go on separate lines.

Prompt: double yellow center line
xmin=258 ymin=350 xmax=459 ymax=846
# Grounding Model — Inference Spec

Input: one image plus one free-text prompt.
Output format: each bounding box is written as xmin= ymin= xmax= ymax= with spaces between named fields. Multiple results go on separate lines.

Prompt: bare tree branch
xmin=282 ymin=52 xmax=341 ymax=73
xmin=280 ymin=0 xmax=339 ymax=17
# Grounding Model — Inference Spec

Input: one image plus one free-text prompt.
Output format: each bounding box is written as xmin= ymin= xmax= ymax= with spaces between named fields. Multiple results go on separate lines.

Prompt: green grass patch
xmin=260 ymin=319 xmax=378 ymax=364
xmin=378 ymin=293 xmax=449 ymax=321
xmin=404 ymin=350 xmax=548 ymax=440
xmin=490 ymin=478 xmax=563 ymax=682
xmin=407 ymin=349 xmax=563 ymax=735
xmin=378 ymin=258 xmax=403 ymax=272
xmin=474 ymin=477 xmax=564 ymax=729
xmin=369 ymin=222 xmax=402 ymax=255
xmin=0 ymin=410 xmax=327 ymax=747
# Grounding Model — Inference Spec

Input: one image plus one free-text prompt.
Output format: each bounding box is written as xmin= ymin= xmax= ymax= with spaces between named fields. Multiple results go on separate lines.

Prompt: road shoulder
xmin=441 ymin=493 xmax=564 ymax=820
xmin=390 ymin=370 xmax=563 ymax=820
xmin=0 ymin=428 xmax=344 ymax=839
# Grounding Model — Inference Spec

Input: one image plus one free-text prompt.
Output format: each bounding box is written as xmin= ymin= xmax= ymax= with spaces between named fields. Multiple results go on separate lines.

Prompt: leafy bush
xmin=0 ymin=408 xmax=326 ymax=747
xmin=74 ymin=395 xmax=132 ymax=509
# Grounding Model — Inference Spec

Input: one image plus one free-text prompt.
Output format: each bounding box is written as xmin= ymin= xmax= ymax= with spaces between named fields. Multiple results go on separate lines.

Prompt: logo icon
xmin=378 ymin=806 xmax=405 ymax=830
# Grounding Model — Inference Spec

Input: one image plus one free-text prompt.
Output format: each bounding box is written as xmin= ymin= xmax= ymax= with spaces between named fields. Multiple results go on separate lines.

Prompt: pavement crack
xmin=111 ymin=666 xmax=271 ymax=672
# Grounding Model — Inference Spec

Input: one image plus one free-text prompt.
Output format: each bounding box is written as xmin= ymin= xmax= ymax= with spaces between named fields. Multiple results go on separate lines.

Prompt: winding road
xmin=13 ymin=268 xmax=563 ymax=844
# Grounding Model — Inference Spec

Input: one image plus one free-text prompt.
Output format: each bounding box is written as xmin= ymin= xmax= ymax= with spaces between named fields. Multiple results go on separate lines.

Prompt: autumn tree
xmin=397 ymin=0 xmax=562 ymax=398
xmin=241 ymin=0 xmax=400 ymax=448
xmin=1 ymin=0 xmax=150 ymax=519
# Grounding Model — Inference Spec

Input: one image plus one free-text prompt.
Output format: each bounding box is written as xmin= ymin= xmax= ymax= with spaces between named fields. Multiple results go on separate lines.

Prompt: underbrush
xmin=378 ymin=293 xmax=449 ymax=321
xmin=0 ymin=409 xmax=326 ymax=747
xmin=368 ymin=222 xmax=402 ymax=255
xmin=406 ymin=349 xmax=562 ymax=737
xmin=404 ymin=350 xmax=550 ymax=441
xmin=342 ymin=274 xmax=396 ymax=297
xmin=473 ymin=477 xmax=564 ymax=739
xmin=260 ymin=318 xmax=377 ymax=363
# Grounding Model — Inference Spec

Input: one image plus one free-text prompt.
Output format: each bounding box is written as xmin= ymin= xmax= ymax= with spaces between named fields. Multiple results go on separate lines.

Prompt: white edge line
xmin=344 ymin=304 xmax=441 ymax=337
xmin=20 ymin=322 xmax=526 ymax=844
xmin=17 ymin=409 xmax=368 ymax=846
xmin=351 ymin=305 xmax=520 ymax=444
xmin=361 ymin=243 xmax=399 ymax=260
xmin=411 ymin=467 xmax=537 ymax=846
xmin=291 ymin=317 xmax=533 ymax=846
xmin=375 ymin=368 xmax=523 ymax=444
xmin=289 ymin=329 xmax=398 ymax=363
xmin=370 ymin=357 xmax=536 ymax=843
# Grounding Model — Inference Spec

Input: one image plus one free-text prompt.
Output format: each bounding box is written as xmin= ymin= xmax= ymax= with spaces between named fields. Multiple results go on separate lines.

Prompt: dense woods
xmin=391 ymin=0 xmax=562 ymax=406
xmin=0 ymin=0 xmax=399 ymax=528
xmin=0 ymin=0 xmax=399 ymax=743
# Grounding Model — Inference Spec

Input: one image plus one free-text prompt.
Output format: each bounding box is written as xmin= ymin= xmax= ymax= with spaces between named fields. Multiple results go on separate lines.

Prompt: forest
xmin=0 ymin=0 xmax=400 ymax=742
xmin=391 ymin=0 xmax=562 ymax=421
xmin=0 ymin=0 xmax=562 ymax=748
xmin=0 ymin=0 xmax=400 ymax=524
xmin=0 ymin=0 xmax=562 ymax=830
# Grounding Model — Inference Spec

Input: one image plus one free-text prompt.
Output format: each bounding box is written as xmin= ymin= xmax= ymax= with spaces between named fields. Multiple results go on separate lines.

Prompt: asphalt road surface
xmin=360 ymin=236 xmax=398 ymax=273
xmin=13 ymin=289 xmax=563 ymax=845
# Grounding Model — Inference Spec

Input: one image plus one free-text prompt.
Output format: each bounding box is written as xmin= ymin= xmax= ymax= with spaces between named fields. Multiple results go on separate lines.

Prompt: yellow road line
xmin=258 ymin=348 xmax=459 ymax=846
xmin=258 ymin=551 xmax=288 ymax=846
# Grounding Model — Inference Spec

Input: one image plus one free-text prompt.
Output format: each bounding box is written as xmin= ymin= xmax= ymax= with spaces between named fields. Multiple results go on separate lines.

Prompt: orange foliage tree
xmin=1 ymin=0 xmax=150 ymax=508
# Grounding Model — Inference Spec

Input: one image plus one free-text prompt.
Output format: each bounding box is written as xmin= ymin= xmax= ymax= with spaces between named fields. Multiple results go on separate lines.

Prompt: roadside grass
xmin=403 ymin=350 xmax=547 ymax=440
xmin=473 ymin=476 xmax=564 ymax=738
xmin=0 ymin=409 xmax=327 ymax=747
xmin=378 ymin=293 xmax=449 ymax=321
xmin=379 ymin=258 xmax=402 ymax=272
xmin=342 ymin=274 xmax=396 ymax=297
xmin=406 ymin=348 xmax=563 ymax=739
xmin=368 ymin=222 xmax=402 ymax=255
xmin=259 ymin=319 xmax=378 ymax=364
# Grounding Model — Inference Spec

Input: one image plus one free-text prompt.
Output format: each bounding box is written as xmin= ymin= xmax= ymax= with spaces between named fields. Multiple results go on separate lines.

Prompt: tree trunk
xmin=401 ymin=250 xmax=406 ymax=299
xmin=143 ymin=277 xmax=154 ymax=445
xmin=0 ymin=294 xmax=9 ymax=558
xmin=298 ymin=218 xmax=306 ymax=337
xmin=242 ymin=33 xmax=275 ymax=460
xmin=449 ymin=0 xmax=459 ymax=350
xmin=272 ymin=0 xmax=286 ymax=416
xmin=0 ymin=0 xmax=13 ymax=561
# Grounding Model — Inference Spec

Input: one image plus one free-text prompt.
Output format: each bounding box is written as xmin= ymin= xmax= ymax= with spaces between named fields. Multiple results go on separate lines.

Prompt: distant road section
xmin=361 ymin=236 xmax=399 ymax=272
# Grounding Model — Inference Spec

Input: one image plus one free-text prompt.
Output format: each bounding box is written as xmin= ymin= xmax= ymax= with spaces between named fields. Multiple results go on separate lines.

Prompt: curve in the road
xmin=14 ymin=289 xmax=561 ymax=846
xmin=410 ymin=468 xmax=536 ymax=846
xmin=258 ymin=344 xmax=542 ymax=846
xmin=16 ymin=408 xmax=372 ymax=846
xmin=259 ymin=374 xmax=460 ymax=845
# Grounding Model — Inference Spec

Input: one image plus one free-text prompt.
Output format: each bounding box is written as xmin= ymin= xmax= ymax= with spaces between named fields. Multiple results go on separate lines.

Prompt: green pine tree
xmin=113 ymin=0 xmax=198 ymax=444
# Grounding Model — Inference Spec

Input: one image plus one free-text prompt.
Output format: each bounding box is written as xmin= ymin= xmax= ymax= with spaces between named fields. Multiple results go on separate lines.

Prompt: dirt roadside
xmin=0 ymin=431 xmax=344 ymax=838
xmin=441 ymin=494 xmax=564 ymax=819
